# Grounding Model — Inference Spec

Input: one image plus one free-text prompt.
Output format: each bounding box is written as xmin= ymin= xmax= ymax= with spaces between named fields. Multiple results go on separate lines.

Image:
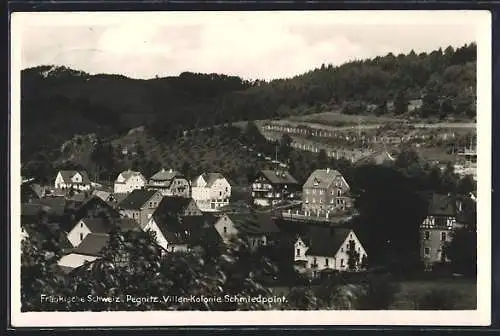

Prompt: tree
xmin=317 ymin=149 xmax=329 ymax=168
xmin=457 ymin=175 xmax=475 ymax=195
xmin=180 ymin=161 xmax=191 ymax=180
xmin=22 ymin=221 xmax=292 ymax=311
xmin=347 ymin=240 xmax=360 ymax=271
xmin=394 ymin=90 xmax=408 ymax=115
xmin=278 ymin=134 xmax=293 ymax=160
xmin=443 ymin=227 xmax=477 ymax=276
xmin=395 ymin=149 xmax=420 ymax=170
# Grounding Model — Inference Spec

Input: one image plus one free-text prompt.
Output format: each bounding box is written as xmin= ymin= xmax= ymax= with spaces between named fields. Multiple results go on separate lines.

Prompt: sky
xmin=15 ymin=11 xmax=484 ymax=81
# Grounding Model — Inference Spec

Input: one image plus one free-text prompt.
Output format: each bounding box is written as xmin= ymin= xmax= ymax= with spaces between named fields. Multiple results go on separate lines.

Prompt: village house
xmin=302 ymin=168 xmax=353 ymax=214
xmin=118 ymin=189 xmax=164 ymax=229
xmin=226 ymin=212 xmax=280 ymax=250
xmin=92 ymin=190 xmax=117 ymax=204
xmin=57 ymin=233 xmax=110 ymax=271
xmin=420 ymin=194 xmax=466 ymax=269
xmin=113 ymin=170 xmax=147 ymax=194
xmin=62 ymin=196 xmax=121 ymax=233
xmin=151 ymin=196 xmax=203 ymax=220
xmin=251 ymin=169 xmax=301 ymax=207
xmin=143 ymin=213 xmax=223 ymax=253
xmin=54 ymin=170 xmax=91 ymax=191
xmin=67 ymin=216 xmax=139 ymax=247
xmin=191 ymin=173 xmax=231 ymax=211
xmin=293 ymin=227 xmax=368 ymax=277
xmin=148 ymin=168 xmax=191 ymax=197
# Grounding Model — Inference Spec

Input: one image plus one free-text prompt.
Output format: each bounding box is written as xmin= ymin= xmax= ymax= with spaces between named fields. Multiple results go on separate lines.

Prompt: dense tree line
xmin=21 ymin=44 xmax=476 ymax=166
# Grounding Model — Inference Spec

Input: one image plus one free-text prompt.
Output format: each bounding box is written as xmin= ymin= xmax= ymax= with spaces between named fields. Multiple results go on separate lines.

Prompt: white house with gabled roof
xmin=114 ymin=170 xmax=147 ymax=194
xmin=191 ymin=173 xmax=231 ymax=211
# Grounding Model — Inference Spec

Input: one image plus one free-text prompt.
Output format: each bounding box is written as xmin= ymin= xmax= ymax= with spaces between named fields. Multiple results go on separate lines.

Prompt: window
xmin=223 ymin=227 xmax=227 ymax=234
xmin=80 ymin=233 xmax=83 ymax=241
xmin=340 ymin=259 xmax=344 ymax=267
xmin=337 ymin=190 xmax=341 ymax=197
xmin=296 ymin=248 xmax=300 ymax=256
xmin=80 ymin=222 xmax=83 ymax=228
xmin=219 ymin=191 xmax=222 ymax=197
xmin=313 ymin=257 xmax=317 ymax=266
xmin=319 ymin=199 xmax=323 ymax=204
xmin=424 ymin=231 xmax=430 ymax=240
xmin=341 ymin=247 xmax=344 ymax=252
xmin=149 ymin=202 xmax=153 ymax=207
xmin=325 ymin=258 xmax=329 ymax=266
xmin=424 ymin=247 xmax=430 ymax=255
xmin=441 ymin=232 xmax=447 ymax=241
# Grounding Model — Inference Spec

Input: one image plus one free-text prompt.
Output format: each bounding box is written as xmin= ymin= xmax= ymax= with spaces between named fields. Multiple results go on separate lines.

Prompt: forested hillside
xmin=21 ymin=43 xmax=476 ymax=166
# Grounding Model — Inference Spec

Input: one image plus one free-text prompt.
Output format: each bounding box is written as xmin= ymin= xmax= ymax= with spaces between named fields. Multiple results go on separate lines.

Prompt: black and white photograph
xmin=10 ymin=10 xmax=491 ymax=327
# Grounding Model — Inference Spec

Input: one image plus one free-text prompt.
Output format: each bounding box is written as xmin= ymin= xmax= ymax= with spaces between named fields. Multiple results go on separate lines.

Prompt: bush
xmin=356 ymin=275 xmax=401 ymax=310
xmin=417 ymin=288 xmax=462 ymax=310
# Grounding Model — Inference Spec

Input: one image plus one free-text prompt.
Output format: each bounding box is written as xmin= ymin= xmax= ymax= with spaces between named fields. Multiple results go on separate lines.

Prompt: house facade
xmin=148 ymin=169 xmax=191 ymax=198
xmin=293 ymin=228 xmax=367 ymax=277
xmin=420 ymin=194 xmax=465 ymax=268
xmin=113 ymin=170 xmax=147 ymax=194
xmin=54 ymin=170 xmax=91 ymax=191
xmin=118 ymin=189 xmax=164 ymax=229
xmin=191 ymin=173 xmax=231 ymax=211
xmin=302 ymin=168 xmax=353 ymax=213
xmin=251 ymin=169 xmax=300 ymax=207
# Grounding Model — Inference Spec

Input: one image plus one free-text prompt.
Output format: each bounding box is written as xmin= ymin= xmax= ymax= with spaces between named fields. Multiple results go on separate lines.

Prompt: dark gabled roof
xmin=33 ymin=196 xmax=67 ymax=216
xmin=80 ymin=217 xmax=110 ymax=234
xmin=92 ymin=190 xmax=112 ymax=202
xmin=227 ymin=212 xmax=280 ymax=236
xmin=303 ymin=169 xmax=345 ymax=189
xmin=152 ymin=196 xmax=197 ymax=221
xmin=113 ymin=193 xmax=129 ymax=204
xmin=117 ymin=217 xmax=141 ymax=231
xmin=76 ymin=216 xmax=139 ymax=234
xmin=71 ymin=233 xmax=109 ymax=257
xmin=67 ymin=193 xmax=91 ymax=203
xmin=153 ymin=215 xmax=222 ymax=247
xmin=303 ymin=227 xmax=352 ymax=257
xmin=259 ymin=170 xmax=298 ymax=185
xmin=58 ymin=170 xmax=91 ymax=184
xmin=118 ymin=189 xmax=159 ymax=210
xmin=427 ymin=194 xmax=457 ymax=217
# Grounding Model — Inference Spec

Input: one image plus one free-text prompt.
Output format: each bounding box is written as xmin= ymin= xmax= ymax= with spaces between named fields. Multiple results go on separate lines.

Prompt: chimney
xmin=169 ymin=169 xmax=173 ymax=173
xmin=326 ymin=168 xmax=330 ymax=173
